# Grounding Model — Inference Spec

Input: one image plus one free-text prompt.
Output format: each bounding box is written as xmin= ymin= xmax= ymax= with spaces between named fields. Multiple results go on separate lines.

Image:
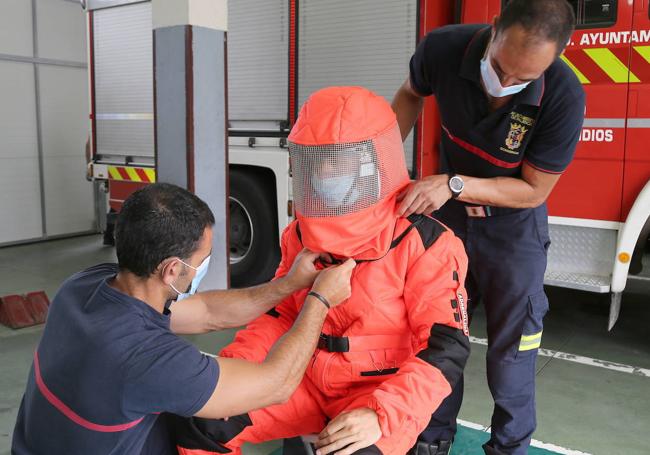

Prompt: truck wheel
xmin=229 ymin=169 xmax=281 ymax=287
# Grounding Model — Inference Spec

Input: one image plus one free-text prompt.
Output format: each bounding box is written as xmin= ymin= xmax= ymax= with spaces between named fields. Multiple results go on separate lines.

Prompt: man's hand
xmin=315 ymin=408 xmax=382 ymax=455
xmin=311 ymin=259 xmax=356 ymax=308
xmin=171 ymin=248 xmax=322 ymax=334
xmin=397 ymin=174 xmax=452 ymax=217
xmin=285 ymin=248 xmax=321 ymax=292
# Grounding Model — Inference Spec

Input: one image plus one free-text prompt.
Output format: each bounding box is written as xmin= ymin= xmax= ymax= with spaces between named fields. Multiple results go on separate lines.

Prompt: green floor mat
xmin=451 ymin=425 xmax=567 ymax=454
xmin=268 ymin=425 xmax=568 ymax=455
xmin=450 ymin=424 xmax=490 ymax=454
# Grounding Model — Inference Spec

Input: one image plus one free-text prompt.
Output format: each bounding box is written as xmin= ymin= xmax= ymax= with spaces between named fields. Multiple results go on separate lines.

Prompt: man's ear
xmin=491 ymin=16 xmax=500 ymax=41
xmin=159 ymin=258 xmax=182 ymax=286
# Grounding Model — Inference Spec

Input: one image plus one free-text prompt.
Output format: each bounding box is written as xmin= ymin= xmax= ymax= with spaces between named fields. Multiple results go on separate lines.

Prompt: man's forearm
xmin=196 ymin=296 xmax=330 ymax=419
xmin=172 ymin=249 xmax=322 ymax=335
xmin=194 ymin=260 xmax=352 ymax=418
xmin=261 ymin=296 xmax=328 ymax=402
xmin=459 ymin=174 xmax=548 ymax=208
xmin=199 ymin=276 xmax=297 ymax=330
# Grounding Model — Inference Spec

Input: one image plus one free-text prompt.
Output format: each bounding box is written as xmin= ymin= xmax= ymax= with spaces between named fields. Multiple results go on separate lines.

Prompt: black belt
xmin=463 ymin=205 xmax=503 ymax=217
xmin=317 ymin=334 xmax=402 ymax=377
xmin=318 ymin=334 xmax=350 ymax=352
xmin=451 ymin=200 xmax=526 ymax=218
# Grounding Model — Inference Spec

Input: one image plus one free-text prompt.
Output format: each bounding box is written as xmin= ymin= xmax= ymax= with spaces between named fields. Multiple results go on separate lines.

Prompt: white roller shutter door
xmin=298 ymin=0 xmax=418 ymax=172
xmin=228 ymin=0 xmax=289 ymax=127
xmin=93 ymin=2 xmax=154 ymax=161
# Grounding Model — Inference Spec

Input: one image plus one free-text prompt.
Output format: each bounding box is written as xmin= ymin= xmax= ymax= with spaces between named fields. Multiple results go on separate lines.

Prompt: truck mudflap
xmin=609 ymin=180 xmax=650 ymax=329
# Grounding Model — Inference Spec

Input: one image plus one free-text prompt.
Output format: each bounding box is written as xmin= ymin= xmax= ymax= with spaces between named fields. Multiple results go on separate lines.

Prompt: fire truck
xmin=84 ymin=0 xmax=650 ymax=329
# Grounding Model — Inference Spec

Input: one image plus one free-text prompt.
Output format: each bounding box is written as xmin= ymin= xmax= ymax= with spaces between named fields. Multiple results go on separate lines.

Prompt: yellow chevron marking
xmin=144 ymin=168 xmax=156 ymax=183
xmin=560 ymin=54 xmax=590 ymax=84
xmin=634 ymin=45 xmax=650 ymax=65
xmin=521 ymin=331 xmax=543 ymax=342
xmin=584 ymin=48 xmax=640 ymax=83
xmin=125 ymin=167 xmax=142 ymax=182
xmin=108 ymin=166 xmax=123 ymax=181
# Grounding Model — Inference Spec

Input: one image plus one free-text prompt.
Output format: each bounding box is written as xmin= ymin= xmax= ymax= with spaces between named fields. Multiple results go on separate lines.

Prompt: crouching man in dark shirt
xmin=12 ymin=182 xmax=355 ymax=455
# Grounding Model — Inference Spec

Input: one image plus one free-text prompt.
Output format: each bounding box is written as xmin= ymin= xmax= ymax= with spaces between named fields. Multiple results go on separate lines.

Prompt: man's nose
xmin=500 ymin=75 xmax=521 ymax=87
xmin=318 ymin=161 xmax=336 ymax=177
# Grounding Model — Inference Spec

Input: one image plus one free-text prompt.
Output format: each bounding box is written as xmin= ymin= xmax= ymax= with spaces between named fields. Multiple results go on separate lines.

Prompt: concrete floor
xmin=1 ymin=234 xmax=649 ymax=455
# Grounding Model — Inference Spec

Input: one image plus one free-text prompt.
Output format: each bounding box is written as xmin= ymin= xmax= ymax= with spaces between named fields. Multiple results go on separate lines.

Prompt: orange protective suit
xmin=174 ymin=87 xmax=470 ymax=455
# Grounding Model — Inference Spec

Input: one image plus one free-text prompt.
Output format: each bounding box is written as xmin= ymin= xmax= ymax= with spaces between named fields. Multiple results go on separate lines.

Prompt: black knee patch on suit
xmin=351 ymin=444 xmax=383 ymax=454
xmin=417 ymin=324 xmax=470 ymax=387
xmin=297 ymin=442 xmax=382 ymax=455
xmin=172 ymin=413 xmax=252 ymax=453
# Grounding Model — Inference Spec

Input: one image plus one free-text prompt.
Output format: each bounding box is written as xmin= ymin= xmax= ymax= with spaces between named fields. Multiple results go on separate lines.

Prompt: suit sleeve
xmin=219 ymin=223 xmax=302 ymax=362
xmin=365 ymin=230 xmax=470 ymax=438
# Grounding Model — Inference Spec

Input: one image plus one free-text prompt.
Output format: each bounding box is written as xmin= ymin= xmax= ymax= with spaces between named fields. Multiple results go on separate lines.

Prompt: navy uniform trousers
xmin=421 ymin=200 xmax=551 ymax=455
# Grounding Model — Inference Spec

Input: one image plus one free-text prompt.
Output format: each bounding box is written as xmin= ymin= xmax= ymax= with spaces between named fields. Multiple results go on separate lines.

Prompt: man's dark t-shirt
xmin=409 ymin=24 xmax=585 ymax=178
xmin=12 ymin=264 xmax=219 ymax=454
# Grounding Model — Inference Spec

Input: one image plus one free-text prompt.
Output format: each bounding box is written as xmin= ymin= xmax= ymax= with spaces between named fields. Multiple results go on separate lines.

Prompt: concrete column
xmin=153 ymin=0 xmax=229 ymax=290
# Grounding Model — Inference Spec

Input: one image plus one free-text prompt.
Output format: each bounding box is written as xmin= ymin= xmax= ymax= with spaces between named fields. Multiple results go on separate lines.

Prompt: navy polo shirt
xmin=12 ymin=263 xmax=219 ymax=455
xmin=410 ymin=24 xmax=585 ymax=178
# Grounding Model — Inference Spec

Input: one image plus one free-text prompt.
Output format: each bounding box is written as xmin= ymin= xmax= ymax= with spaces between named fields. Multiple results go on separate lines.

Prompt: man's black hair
xmin=497 ymin=0 xmax=576 ymax=55
xmin=115 ymin=183 xmax=215 ymax=277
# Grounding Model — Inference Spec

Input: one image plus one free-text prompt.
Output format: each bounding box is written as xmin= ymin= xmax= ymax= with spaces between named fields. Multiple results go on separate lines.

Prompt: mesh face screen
xmin=290 ymin=124 xmax=408 ymax=218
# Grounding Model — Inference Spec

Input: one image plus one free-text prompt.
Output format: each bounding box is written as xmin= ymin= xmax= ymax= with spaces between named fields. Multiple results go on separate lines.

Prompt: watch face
xmin=450 ymin=176 xmax=464 ymax=193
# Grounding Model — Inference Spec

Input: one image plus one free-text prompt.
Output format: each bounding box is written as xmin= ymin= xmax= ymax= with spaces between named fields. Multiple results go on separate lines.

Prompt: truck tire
xmin=229 ymin=169 xmax=281 ymax=287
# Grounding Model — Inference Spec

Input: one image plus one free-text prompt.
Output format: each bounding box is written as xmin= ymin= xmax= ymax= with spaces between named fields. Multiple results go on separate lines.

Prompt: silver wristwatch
xmin=448 ymin=174 xmax=464 ymax=199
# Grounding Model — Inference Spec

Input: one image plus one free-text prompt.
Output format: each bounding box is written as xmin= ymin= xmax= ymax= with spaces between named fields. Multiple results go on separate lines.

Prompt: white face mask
xmin=311 ymin=174 xmax=357 ymax=208
xmin=480 ymin=55 xmax=532 ymax=98
xmin=170 ymin=255 xmax=211 ymax=302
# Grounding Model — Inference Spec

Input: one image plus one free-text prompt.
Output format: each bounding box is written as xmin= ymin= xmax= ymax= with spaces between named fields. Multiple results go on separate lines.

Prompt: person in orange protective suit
xmin=171 ymin=86 xmax=471 ymax=455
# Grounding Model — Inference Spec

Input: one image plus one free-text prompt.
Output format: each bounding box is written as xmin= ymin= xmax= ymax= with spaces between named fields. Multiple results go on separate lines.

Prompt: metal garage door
xmin=93 ymin=2 xmax=154 ymax=164
xmin=228 ymin=0 xmax=289 ymax=130
xmin=93 ymin=0 xmax=289 ymax=143
xmin=298 ymin=0 xmax=418 ymax=172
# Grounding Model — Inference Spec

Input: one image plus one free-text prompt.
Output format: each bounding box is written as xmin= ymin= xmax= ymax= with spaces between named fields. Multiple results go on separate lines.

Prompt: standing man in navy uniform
xmin=391 ymin=1 xmax=584 ymax=454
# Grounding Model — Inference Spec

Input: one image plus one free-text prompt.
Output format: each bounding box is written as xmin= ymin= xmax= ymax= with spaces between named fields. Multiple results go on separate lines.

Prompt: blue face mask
xmin=480 ymin=55 xmax=531 ymax=98
xmin=311 ymin=174 xmax=356 ymax=208
xmin=170 ymin=255 xmax=211 ymax=302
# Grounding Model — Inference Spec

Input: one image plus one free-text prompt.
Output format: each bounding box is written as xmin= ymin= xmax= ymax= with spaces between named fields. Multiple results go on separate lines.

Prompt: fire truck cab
xmin=85 ymin=0 xmax=650 ymax=328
